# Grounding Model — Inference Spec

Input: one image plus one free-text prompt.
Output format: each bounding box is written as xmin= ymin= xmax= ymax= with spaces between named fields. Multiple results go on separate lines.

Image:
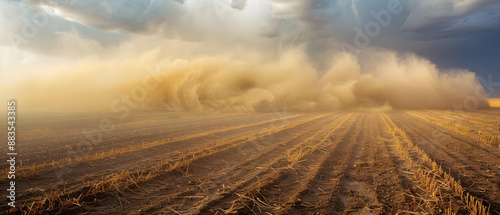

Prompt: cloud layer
xmin=3 ymin=0 xmax=500 ymax=56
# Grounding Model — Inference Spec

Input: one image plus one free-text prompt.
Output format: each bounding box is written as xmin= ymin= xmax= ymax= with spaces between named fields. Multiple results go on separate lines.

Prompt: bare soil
xmin=1 ymin=110 xmax=499 ymax=214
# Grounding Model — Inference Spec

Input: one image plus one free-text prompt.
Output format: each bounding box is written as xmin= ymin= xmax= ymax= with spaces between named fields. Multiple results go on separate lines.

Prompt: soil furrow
xmin=15 ymin=114 xmax=309 ymax=196
xmin=16 ymin=114 xmax=332 ymax=214
xmin=408 ymin=111 xmax=500 ymax=158
xmin=391 ymin=112 xmax=500 ymax=213
xmin=196 ymin=114 xmax=359 ymax=214
xmin=371 ymin=113 xmax=413 ymax=214
xmin=118 ymin=114 xmax=347 ymax=213
xmin=331 ymin=114 xmax=371 ymax=214
xmin=258 ymin=113 xmax=361 ymax=215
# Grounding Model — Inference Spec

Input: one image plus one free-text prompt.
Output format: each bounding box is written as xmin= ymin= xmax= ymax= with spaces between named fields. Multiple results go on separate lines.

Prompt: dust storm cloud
xmin=1 ymin=48 xmax=486 ymax=113
xmin=138 ymin=50 xmax=487 ymax=112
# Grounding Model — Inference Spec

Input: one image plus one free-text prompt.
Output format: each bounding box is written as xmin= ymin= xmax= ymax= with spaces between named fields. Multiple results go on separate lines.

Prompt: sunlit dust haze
xmin=0 ymin=0 xmax=495 ymax=113
xmin=0 ymin=44 xmax=487 ymax=113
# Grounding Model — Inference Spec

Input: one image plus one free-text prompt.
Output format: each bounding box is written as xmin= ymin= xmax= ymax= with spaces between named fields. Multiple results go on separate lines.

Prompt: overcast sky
xmin=1 ymin=0 xmax=500 ymax=97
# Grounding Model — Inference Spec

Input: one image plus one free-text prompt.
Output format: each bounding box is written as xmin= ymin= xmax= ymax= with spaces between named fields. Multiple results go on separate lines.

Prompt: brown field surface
xmin=1 ymin=110 xmax=500 ymax=214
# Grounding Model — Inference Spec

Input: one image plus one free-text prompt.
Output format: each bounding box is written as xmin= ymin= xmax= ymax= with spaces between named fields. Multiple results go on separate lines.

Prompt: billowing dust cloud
xmin=126 ymin=49 xmax=487 ymax=112
xmin=1 ymin=49 xmax=487 ymax=113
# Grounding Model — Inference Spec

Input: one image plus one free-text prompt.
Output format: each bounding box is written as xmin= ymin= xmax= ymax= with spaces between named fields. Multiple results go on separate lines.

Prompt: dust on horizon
xmin=0 ymin=48 xmax=489 ymax=114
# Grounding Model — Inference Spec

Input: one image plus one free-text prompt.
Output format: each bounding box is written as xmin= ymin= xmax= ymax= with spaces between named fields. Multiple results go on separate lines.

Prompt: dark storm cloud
xmin=266 ymin=0 xmax=500 ymax=90
xmin=231 ymin=0 xmax=247 ymax=10
xmin=5 ymin=0 xmax=500 ymax=45
xmin=267 ymin=0 xmax=500 ymax=40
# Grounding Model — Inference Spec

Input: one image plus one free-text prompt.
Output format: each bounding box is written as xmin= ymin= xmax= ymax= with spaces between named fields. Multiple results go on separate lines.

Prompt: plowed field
xmin=2 ymin=110 xmax=500 ymax=214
